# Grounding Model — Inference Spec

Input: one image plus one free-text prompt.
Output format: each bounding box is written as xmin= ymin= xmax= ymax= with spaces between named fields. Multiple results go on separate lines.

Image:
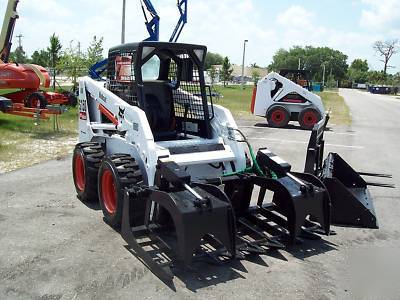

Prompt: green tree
xmin=9 ymin=46 xmax=29 ymax=63
xmin=220 ymin=56 xmax=233 ymax=87
xmin=47 ymin=33 xmax=62 ymax=90
xmin=58 ymin=41 xmax=87 ymax=92
xmin=31 ymin=49 xmax=50 ymax=67
xmin=268 ymin=46 xmax=348 ymax=81
xmin=350 ymin=59 xmax=369 ymax=72
xmin=348 ymin=59 xmax=369 ymax=83
xmin=367 ymin=70 xmax=386 ymax=84
xmin=326 ymin=73 xmax=337 ymax=89
xmin=205 ymin=52 xmax=224 ymax=70
xmin=86 ymin=35 xmax=104 ymax=67
xmin=208 ymin=65 xmax=218 ymax=86
xmin=251 ymin=68 xmax=261 ymax=85
xmin=393 ymin=72 xmax=400 ymax=86
xmin=268 ymin=46 xmax=306 ymax=71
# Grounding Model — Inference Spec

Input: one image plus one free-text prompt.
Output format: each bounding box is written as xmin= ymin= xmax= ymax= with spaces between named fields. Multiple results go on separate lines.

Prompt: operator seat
xmin=143 ymin=80 xmax=177 ymax=141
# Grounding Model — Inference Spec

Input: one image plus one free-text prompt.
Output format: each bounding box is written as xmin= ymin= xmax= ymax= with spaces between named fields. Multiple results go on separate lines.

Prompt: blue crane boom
xmin=89 ymin=0 xmax=188 ymax=80
xmin=169 ymin=0 xmax=187 ymax=42
xmin=140 ymin=0 xmax=160 ymax=41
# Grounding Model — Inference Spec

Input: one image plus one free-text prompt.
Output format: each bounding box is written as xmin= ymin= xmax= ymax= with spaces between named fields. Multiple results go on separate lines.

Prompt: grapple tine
xmin=365 ymin=182 xmax=395 ymax=188
xmin=121 ymin=189 xmax=175 ymax=283
xmin=358 ymin=172 xmax=392 ymax=178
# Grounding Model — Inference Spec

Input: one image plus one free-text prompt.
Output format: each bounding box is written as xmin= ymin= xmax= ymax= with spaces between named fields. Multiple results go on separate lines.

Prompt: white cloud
xmin=360 ymin=0 xmax=400 ymax=30
xmin=277 ymin=5 xmax=314 ymax=29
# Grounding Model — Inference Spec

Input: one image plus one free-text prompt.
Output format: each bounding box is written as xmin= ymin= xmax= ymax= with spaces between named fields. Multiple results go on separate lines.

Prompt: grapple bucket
xmin=304 ymin=117 xmax=392 ymax=229
xmin=321 ymin=152 xmax=378 ymax=228
xmin=223 ymin=171 xmax=331 ymax=243
xmin=217 ymin=148 xmax=332 ymax=244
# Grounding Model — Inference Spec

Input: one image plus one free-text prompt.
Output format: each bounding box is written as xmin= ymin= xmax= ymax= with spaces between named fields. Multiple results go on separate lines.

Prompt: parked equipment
xmin=279 ymin=69 xmax=313 ymax=91
xmin=73 ymin=41 xmax=383 ymax=281
xmin=251 ymin=71 xmax=325 ymax=130
xmin=0 ymin=0 xmax=73 ymax=118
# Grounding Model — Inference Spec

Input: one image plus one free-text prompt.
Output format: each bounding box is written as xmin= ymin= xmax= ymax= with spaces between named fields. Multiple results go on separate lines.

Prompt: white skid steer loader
xmin=251 ymin=71 xmax=325 ymax=129
xmin=72 ymin=41 xmax=384 ymax=281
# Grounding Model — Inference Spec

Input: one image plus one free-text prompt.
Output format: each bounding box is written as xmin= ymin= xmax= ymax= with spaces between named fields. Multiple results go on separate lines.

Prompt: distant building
xmin=205 ymin=64 xmax=268 ymax=85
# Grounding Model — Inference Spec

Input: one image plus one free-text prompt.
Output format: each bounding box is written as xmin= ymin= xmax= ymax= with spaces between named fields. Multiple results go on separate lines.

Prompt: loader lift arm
xmin=0 ymin=0 xmax=19 ymax=63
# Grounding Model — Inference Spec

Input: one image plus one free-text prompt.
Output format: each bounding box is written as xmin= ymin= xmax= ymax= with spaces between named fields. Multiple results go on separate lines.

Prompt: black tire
xmin=98 ymin=154 xmax=143 ymax=228
xmin=266 ymin=105 xmax=290 ymax=128
xmin=25 ymin=92 xmax=47 ymax=109
xmin=298 ymin=107 xmax=321 ymax=130
xmin=72 ymin=142 xmax=105 ymax=202
xmin=63 ymin=91 xmax=78 ymax=107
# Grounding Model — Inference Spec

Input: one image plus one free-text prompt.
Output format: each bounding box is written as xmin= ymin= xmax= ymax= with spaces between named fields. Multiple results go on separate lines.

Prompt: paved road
xmin=1 ymin=89 xmax=399 ymax=299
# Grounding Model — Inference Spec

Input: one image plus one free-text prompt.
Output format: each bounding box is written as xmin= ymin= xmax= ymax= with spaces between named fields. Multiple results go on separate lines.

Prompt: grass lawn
xmin=212 ymin=85 xmax=351 ymax=125
xmin=0 ymin=88 xmax=19 ymax=95
xmin=213 ymin=85 xmax=254 ymax=116
xmin=0 ymin=107 xmax=78 ymax=173
xmin=318 ymin=91 xmax=351 ymax=125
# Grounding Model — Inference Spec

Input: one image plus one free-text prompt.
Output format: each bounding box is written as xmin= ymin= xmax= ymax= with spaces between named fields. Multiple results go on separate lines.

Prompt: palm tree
xmin=47 ymin=33 xmax=62 ymax=91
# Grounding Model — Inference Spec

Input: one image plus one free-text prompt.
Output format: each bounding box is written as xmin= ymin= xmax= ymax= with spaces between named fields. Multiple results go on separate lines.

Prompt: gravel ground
xmin=0 ymin=136 xmax=77 ymax=174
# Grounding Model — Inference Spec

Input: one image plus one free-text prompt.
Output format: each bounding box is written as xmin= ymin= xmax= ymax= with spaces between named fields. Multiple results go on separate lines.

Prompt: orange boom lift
xmin=0 ymin=0 xmax=72 ymax=119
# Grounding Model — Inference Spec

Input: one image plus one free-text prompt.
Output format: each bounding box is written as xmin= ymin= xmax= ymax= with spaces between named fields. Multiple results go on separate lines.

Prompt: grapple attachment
xmin=223 ymin=172 xmax=331 ymax=243
xmin=121 ymin=160 xmax=236 ymax=267
xmin=121 ymin=154 xmax=329 ymax=280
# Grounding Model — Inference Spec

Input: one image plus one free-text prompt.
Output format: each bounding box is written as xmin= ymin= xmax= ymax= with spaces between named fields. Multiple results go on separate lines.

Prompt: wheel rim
xmin=271 ymin=109 xmax=285 ymax=125
xmin=101 ymin=169 xmax=117 ymax=214
xmin=32 ymin=98 xmax=40 ymax=108
xmin=302 ymin=111 xmax=318 ymax=127
xmin=74 ymin=154 xmax=85 ymax=191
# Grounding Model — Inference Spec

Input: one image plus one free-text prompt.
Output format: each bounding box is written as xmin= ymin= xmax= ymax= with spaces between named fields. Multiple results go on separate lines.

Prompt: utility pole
xmin=121 ymin=0 xmax=126 ymax=44
xmin=16 ymin=34 xmax=23 ymax=48
xmin=241 ymin=39 xmax=248 ymax=90
xmin=322 ymin=63 xmax=326 ymax=88
xmin=298 ymin=58 xmax=301 ymax=69
xmin=77 ymin=42 xmax=81 ymax=57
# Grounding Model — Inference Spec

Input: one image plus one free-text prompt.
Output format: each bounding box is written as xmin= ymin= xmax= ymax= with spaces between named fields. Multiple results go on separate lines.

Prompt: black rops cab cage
xmin=107 ymin=41 xmax=213 ymax=141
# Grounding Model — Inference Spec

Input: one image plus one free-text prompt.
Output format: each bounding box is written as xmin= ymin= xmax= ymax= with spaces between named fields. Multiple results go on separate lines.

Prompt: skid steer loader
xmin=251 ymin=71 xmax=325 ymax=129
xmin=72 ymin=41 xmax=384 ymax=281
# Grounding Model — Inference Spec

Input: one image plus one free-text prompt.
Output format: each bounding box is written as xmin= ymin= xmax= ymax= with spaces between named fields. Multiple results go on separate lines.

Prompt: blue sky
xmin=1 ymin=0 xmax=399 ymax=72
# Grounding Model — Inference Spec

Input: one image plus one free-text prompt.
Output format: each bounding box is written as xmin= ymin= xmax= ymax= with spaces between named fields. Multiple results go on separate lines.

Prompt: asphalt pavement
xmin=0 ymin=89 xmax=399 ymax=299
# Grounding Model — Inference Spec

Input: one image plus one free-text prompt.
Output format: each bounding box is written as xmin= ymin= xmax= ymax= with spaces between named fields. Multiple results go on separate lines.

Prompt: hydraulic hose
xmin=223 ymin=128 xmax=277 ymax=179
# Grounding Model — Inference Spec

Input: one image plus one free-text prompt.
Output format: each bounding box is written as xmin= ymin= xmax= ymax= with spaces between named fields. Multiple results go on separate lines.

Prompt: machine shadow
xmin=254 ymin=122 xmax=306 ymax=131
xmin=254 ymin=122 xmax=333 ymax=132
xmin=78 ymin=196 xmax=101 ymax=211
xmin=284 ymin=237 xmax=338 ymax=260
xmin=121 ymin=231 xmax=337 ymax=292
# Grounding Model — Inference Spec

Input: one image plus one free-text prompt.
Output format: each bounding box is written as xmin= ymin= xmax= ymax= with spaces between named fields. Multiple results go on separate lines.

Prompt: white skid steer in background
xmin=251 ymin=71 xmax=325 ymax=129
